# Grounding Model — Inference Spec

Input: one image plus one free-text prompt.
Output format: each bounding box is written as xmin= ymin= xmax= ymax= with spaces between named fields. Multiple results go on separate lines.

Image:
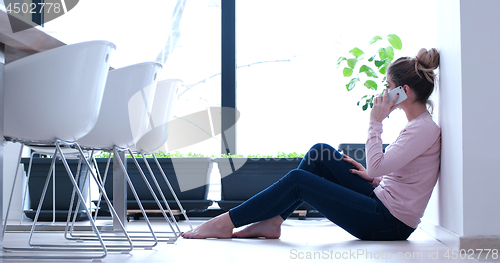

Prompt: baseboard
xmin=419 ymin=218 xmax=460 ymax=249
xmin=419 ymin=219 xmax=500 ymax=252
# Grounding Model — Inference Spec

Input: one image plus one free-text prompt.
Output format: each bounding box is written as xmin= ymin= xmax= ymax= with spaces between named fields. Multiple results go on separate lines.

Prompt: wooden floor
xmin=0 ymin=217 xmax=497 ymax=262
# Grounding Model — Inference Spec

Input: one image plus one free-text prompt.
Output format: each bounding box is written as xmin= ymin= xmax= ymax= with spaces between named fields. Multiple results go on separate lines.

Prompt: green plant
xmin=93 ymin=151 xmax=110 ymax=158
xmin=220 ymin=152 xmax=305 ymax=158
xmin=92 ymin=150 xmax=208 ymax=158
xmin=149 ymin=151 xmax=208 ymax=157
xmin=275 ymin=152 xmax=305 ymax=158
xmin=337 ymin=34 xmax=403 ymax=111
xmin=95 ymin=151 xmax=306 ymax=159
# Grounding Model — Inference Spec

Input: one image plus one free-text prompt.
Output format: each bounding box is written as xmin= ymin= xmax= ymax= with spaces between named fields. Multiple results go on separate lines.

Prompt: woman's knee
xmin=309 ymin=143 xmax=336 ymax=153
xmin=284 ymin=169 xmax=311 ymax=183
xmin=306 ymin=143 xmax=341 ymax=163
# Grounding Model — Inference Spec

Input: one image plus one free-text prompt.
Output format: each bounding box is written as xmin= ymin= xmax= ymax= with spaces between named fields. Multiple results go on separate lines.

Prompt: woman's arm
xmin=364 ymin=88 xmax=439 ymax=178
xmin=366 ymin=119 xmax=439 ymax=178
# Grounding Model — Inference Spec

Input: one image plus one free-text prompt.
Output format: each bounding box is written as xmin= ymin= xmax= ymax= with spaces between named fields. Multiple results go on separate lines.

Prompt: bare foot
xmin=232 ymin=216 xmax=284 ymax=239
xmin=182 ymin=213 xmax=234 ymax=239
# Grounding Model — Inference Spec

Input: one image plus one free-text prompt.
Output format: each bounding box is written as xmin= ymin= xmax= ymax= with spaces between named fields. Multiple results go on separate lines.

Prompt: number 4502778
xmin=6 ymin=3 xmax=63 ymax=14
xmin=444 ymin=249 xmax=498 ymax=260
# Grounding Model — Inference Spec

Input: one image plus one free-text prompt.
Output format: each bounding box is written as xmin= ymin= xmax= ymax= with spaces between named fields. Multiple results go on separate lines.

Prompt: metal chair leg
xmin=140 ymin=153 xmax=181 ymax=239
xmin=65 ymin=152 xmax=148 ymax=244
xmin=20 ymin=142 xmax=133 ymax=253
xmin=62 ymin=145 xmax=134 ymax=250
xmin=92 ymin=153 xmax=112 ymax=222
xmin=69 ymin=149 xmax=163 ymax=247
xmin=1 ymin=142 xmax=111 ymax=260
xmin=152 ymin=154 xmax=193 ymax=230
xmin=113 ymin=147 xmax=158 ymax=248
xmin=64 ymin=154 xmax=87 ymax=239
xmin=27 ymin=149 xmax=58 ymax=244
xmin=126 ymin=150 xmax=179 ymax=242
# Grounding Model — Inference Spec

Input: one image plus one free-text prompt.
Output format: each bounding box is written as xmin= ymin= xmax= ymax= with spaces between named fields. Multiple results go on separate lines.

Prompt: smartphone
xmin=387 ymin=86 xmax=408 ymax=105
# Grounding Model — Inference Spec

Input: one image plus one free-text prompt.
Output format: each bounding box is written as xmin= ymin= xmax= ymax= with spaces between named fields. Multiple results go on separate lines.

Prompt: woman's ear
xmin=403 ymin=85 xmax=411 ymax=95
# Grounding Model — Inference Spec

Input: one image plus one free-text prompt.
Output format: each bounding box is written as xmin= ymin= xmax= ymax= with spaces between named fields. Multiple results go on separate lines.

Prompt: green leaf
xmin=362 ymin=103 xmax=368 ymax=111
xmin=369 ymin=35 xmax=383 ymax=45
xmin=378 ymin=48 xmax=387 ymax=60
xmin=368 ymin=55 xmax=376 ymax=62
xmin=343 ymin=67 xmax=353 ymax=77
xmin=349 ymin=47 xmax=364 ymax=58
xmin=337 ymin=57 xmax=346 ymax=68
xmin=346 ymin=77 xmax=359 ymax=91
xmin=347 ymin=58 xmax=357 ymax=69
xmin=385 ymin=46 xmax=394 ymax=60
xmin=364 ymin=80 xmax=378 ymax=90
xmin=379 ymin=66 xmax=387 ymax=74
xmin=375 ymin=59 xmax=386 ymax=68
xmin=359 ymin=65 xmax=378 ymax=78
xmin=387 ymin=34 xmax=402 ymax=50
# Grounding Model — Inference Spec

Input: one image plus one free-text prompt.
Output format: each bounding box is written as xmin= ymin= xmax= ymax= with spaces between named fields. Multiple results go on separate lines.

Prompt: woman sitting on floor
xmin=182 ymin=48 xmax=441 ymax=241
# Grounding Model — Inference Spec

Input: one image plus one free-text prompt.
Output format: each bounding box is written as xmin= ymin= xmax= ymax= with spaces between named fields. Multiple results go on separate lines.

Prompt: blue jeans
xmin=228 ymin=143 xmax=415 ymax=240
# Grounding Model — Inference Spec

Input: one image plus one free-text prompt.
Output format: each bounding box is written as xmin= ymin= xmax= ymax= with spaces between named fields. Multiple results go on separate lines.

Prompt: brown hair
xmin=387 ymin=48 xmax=440 ymax=111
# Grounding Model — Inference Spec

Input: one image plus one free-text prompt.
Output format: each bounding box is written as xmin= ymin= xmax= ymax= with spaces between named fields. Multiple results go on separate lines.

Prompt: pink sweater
xmin=366 ymin=112 xmax=441 ymax=228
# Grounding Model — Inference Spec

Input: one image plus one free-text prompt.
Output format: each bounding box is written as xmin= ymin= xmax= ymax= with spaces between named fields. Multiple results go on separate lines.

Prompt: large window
xmin=42 ymin=0 xmax=222 ymax=156
xmin=236 ymin=0 xmax=438 ymax=156
xmin=39 ymin=0 xmax=438 ymax=156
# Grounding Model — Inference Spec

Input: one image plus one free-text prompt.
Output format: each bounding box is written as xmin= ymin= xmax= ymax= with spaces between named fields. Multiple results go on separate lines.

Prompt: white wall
xmin=435 ymin=0 xmax=500 ymax=239
xmin=436 ymin=0 xmax=464 ymax=237
xmin=460 ymin=0 xmax=500 ymax=236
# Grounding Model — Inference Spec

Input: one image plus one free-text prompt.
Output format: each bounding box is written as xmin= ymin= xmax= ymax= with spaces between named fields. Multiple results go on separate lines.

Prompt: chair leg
xmin=71 ymin=149 xmax=162 ymax=247
xmin=64 ymin=152 xmax=136 ymax=245
xmin=25 ymin=143 xmax=132 ymax=253
xmin=152 ymin=154 xmax=193 ymax=230
xmin=65 ymin=144 xmax=134 ymax=250
xmin=64 ymin=155 xmax=90 ymax=240
xmin=53 ymin=143 xmax=107 ymax=258
xmin=113 ymin=147 xmax=159 ymax=248
xmin=27 ymin=149 xmax=58 ymax=244
xmin=66 ymin=151 xmax=160 ymax=247
xmin=1 ymin=143 xmax=110 ymax=260
xmin=26 ymin=153 xmax=85 ymax=244
xmin=125 ymin=150 xmax=179 ymax=242
xmin=92 ymin=153 xmax=112 ymax=222
xmin=51 ymin=166 xmax=56 ymax=224
xmin=140 ymin=153 xmax=181 ymax=240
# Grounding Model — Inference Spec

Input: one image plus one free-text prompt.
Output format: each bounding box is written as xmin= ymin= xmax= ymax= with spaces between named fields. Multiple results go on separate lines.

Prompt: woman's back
xmin=367 ymin=112 xmax=441 ymax=228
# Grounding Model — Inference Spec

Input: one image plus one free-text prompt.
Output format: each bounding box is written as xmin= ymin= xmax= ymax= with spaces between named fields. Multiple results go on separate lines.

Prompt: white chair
xmin=2 ymin=40 xmax=132 ymax=260
xmin=13 ymin=62 xmax=178 ymax=248
xmin=134 ymin=79 xmax=180 ymax=153
xmin=71 ymin=62 xmax=181 ymax=246
xmin=120 ymin=79 xmax=191 ymax=236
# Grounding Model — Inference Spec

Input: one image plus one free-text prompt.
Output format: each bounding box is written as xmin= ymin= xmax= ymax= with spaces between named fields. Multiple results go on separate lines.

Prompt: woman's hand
xmin=342 ymin=154 xmax=373 ymax=183
xmin=370 ymin=88 xmax=399 ymax=123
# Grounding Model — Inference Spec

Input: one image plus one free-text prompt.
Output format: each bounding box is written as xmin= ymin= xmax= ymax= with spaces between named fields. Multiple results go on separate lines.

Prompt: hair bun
xmin=416 ymin=48 xmax=440 ymax=70
xmin=415 ymin=48 xmax=439 ymax=83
